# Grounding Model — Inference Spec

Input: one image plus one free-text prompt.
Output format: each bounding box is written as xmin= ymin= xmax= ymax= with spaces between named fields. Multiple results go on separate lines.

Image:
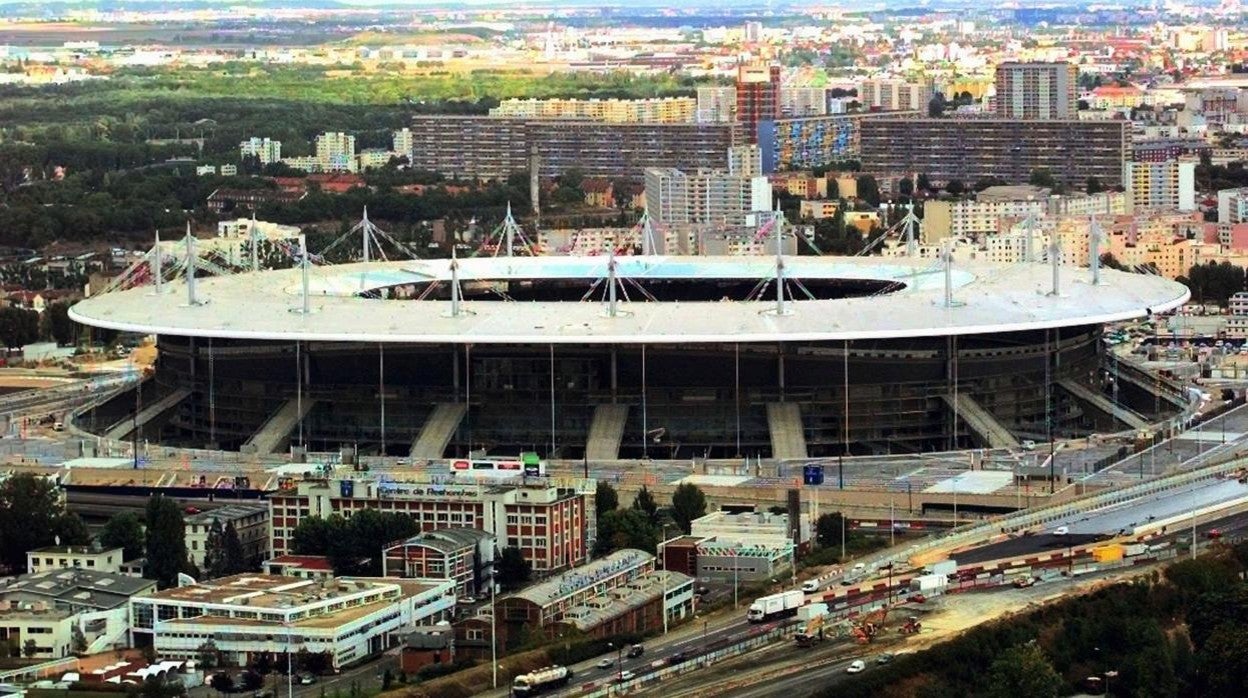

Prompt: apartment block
xmin=314 ymin=132 xmax=357 ymax=173
xmin=757 ymin=111 xmax=920 ymax=173
xmin=239 ymin=137 xmax=282 ymax=164
xmin=1217 ymin=187 xmax=1248 ymax=224
xmin=1125 ymin=158 xmax=1197 ymax=212
xmin=696 ymin=86 xmax=737 ymax=123
xmin=644 ymin=168 xmax=773 ymax=227
xmin=407 ymin=116 xmax=736 ymax=181
xmin=994 ymin=62 xmax=1077 ymax=120
xmin=859 ymin=118 xmax=1128 ymax=188
xmin=27 ymin=545 xmax=126 ymax=575
xmin=392 ymin=128 xmax=413 ymax=160
xmin=860 ymin=79 xmax=933 ymax=112
xmin=779 ymin=87 xmax=829 ymax=117
xmin=489 ymin=97 xmax=696 ymax=123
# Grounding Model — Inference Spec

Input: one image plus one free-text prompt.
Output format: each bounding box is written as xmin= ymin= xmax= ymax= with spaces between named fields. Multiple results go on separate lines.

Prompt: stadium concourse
xmin=67 ymin=236 xmax=1189 ymax=468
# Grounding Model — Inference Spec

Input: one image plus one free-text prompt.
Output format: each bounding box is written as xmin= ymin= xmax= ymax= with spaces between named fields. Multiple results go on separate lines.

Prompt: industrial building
xmin=454 ymin=550 xmax=692 ymax=656
xmin=130 ymin=574 xmax=455 ymax=669
xmin=859 ymin=118 xmax=1128 ymax=187
xmin=382 ymin=528 xmax=496 ymax=598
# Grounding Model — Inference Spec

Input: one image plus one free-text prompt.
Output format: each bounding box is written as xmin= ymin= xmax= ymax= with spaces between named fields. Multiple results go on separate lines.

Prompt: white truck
xmin=747 ymin=589 xmax=804 ymax=622
xmin=909 ymin=573 xmax=949 ymax=595
xmin=797 ymin=602 xmax=829 ymax=622
xmin=924 ymin=559 xmax=957 ymax=577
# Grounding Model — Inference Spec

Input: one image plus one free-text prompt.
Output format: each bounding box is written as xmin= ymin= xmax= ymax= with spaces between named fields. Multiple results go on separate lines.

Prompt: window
xmin=87 ymin=560 xmax=95 ymax=567
xmin=466 ymin=629 xmax=483 ymax=641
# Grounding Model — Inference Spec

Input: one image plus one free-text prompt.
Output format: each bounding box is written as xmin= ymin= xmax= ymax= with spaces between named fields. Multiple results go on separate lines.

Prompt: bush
xmin=547 ymin=632 xmax=644 ymax=667
xmin=415 ymin=658 xmax=476 ymax=682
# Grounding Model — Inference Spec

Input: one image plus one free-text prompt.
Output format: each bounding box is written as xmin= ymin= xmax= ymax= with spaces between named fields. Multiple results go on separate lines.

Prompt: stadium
xmin=67 ymin=245 xmax=1190 ymax=463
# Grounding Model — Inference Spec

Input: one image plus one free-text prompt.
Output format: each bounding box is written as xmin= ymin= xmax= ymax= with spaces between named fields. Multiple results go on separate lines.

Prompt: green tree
xmin=221 ymin=521 xmax=246 ymax=573
xmin=632 ymin=486 xmax=658 ymax=523
xmin=22 ymin=638 xmax=36 ymax=658
xmin=144 ymin=495 xmax=188 ymax=588
xmin=898 ymin=177 xmax=914 ymax=198
xmin=855 ymin=175 xmax=880 ymax=208
xmin=53 ymin=512 xmax=91 ymax=546
xmin=41 ymin=301 xmax=76 ymax=346
xmin=196 ymin=640 xmax=219 ymax=670
xmin=1086 ymin=176 xmax=1105 ymax=194
xmin=944 ymin=180 xmax=966 ymax=196
xmin=495 ymin=546 xmax=532 ymax=592
xmin=0 ymin=307 xmax=39 ymax=348
xmin=71 ymin=624 xmax=87 ymax=654
xmin=985 ymin=644 xmax=1063 ymax=698
xmin=100 ymin=512 xmax=145 ymax=561
xmin=209 ymin=673 xmax=234 ymax=693
xmin=814 ymin=512 xmax=846 ymax=550
xmin=290 ymin=515 xmax=338 ymax=556
xmin=594 ymin=509 xmax=660 ymax=556
xmin=595 ymin=480 xmax=619 ymax=518
xmin=1029 ymin=168 xmax=1057 ymax=189
xmin=240 ymin=671 xmax=263 ymax=692
xmin=927 ymin=92 xmax=948 ymax=118
xmin=0 ymin=473 xmax=72 ymax=573
xmin=671 ymin=483 xmax=707 ymax=534
xmin=203 ymin=518 xmax=225 ymax=579
xmin=1199 ymin=623 xmax=1248 ymax=695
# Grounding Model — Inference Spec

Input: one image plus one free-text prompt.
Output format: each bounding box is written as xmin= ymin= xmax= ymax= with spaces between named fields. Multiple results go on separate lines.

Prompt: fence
xmin=576 ymin=622 xmax=798 ymax=697
xmin=0 ymin=657 xmax=79 ymax=683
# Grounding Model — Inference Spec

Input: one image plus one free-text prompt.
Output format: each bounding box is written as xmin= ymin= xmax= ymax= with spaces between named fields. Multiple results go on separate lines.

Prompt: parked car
xmin=626 ymin=644 xmax=645 ymax=658
xmin=846 ymin=660 xmax=866 ymax=674
xmin=299 ymin=676 xmax=317 ymax=685
xmin=615 ymin=670 xmax=636 ymax=682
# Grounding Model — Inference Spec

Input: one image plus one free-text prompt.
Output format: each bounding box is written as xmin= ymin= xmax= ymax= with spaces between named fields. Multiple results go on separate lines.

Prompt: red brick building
xmin=269 ymin=478 xmax=588 ymax=575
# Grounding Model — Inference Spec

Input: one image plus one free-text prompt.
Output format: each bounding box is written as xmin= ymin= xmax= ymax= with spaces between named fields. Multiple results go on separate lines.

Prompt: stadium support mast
xmin=299 ymin=234 xmax=311 ymax=315
xmin=505 ymin=202 xmax=517 ymax=258
xmin=607 ymin=249 xmax=619 ymax=318
xmin=903 ymin=201 xmax=919 ymax=257
xmin=640 ymin=208 xmax=657 ymax=256
xmin=1089 ymin=215 xmax=1103 ymax=286
xmin=943 ymin=239 xmax=955 ymax=308
xmin=450 ymin=246 xmax=462 ymax=318
xmin=362 ymin=206 xmax=372 ymax=264
xmin=1022 ymin=212 xmax=1036 ymax=263
xmin=152 ymin=230 xmax=163 ymax=296
xmin=774 ymin=205 xmax=789 ymax=317
xmin=1048 ymin=238 xmax=1062 ymax=297
xmin=185 ymin=222 xmax=200 ymax=306
xmin=530 ymin=145 xmax=540 ymax=219
xmin=250 ymin=211 xmax=260 ymax=273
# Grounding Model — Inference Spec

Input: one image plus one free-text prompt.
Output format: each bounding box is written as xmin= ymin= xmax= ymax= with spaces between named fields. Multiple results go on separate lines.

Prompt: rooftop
xmin=264 ymin=555 xmax=335 ymax=571
xmin=185 ymin=502 xmax=269 ymax=526
xmin=28 ymin=545 xmax=122 ymax=557
xmin=0 ymin=569 xmax=156 ymax=611
xmin=508 ymin=550 xmax=652 ymax=608
xmin=385 ymin=528 xmax=494 ymax=555
xmin=557 ymin=570 xmax=692 ymax=632
xmin=68 ymin=255 xmax=1189 ymax=345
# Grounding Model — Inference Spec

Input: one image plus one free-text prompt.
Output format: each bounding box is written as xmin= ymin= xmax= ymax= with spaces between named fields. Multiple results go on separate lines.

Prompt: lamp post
xmin=1105 ymin=669 xmax=1118 ymax=696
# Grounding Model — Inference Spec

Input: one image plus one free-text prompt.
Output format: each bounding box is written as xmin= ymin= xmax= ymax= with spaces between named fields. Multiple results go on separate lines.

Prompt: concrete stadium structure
xmin=68 ymin=253 xmax=1190 ymax=461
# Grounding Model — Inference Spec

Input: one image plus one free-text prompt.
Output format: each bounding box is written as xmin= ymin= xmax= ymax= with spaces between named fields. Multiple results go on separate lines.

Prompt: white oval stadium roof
xmin=68 ymin=255 xmax=1190 ymax=344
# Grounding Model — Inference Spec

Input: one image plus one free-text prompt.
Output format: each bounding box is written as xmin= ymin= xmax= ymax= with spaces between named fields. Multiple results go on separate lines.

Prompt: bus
xmin=449 ymin=452 xmax=547 ymax=479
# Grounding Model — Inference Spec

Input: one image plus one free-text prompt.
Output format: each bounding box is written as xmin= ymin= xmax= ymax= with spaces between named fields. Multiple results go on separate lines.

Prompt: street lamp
xmin=1104 ymin=669 xmax=1118 ymax=696
xmin=607 ymin=641 xmax=623 ymax=683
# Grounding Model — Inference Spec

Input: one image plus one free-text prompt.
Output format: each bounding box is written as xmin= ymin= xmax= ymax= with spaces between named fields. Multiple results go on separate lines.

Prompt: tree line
xmin=592 ymin=481 xmax=708 ymax=557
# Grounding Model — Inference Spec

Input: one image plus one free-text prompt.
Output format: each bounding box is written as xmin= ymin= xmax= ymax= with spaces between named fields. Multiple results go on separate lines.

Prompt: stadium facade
xmin=69 ymin=255 xmax=1189 ymax=461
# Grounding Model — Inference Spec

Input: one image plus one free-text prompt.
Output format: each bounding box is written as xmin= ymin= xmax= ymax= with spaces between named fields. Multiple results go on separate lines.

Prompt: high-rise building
xmin=644 ymin=167 xmax=772 ymax=227
xmin=859 ymin=79 xmax=933 ymax=112
xmin=994 ymin=62 xmax=1078 ymax=120
xmin=779 ymin=88 xmax=828 ymax=117
xmin=1217 ymin=187 xmax=1248 ymax=224
xmin=697 ymin=87 xmax=738 ymax=123
xmin=488 ymin=97 xmax=696 ymax=123
xmin=743 ymin=20 xmax=763 ymax=43
xmin=393 ymin=127 xmax=413 ymax=160
xmin=315 ymin=132 xmax=357 ymax=173
xmin=239 ymin=137 xmax=282 ymax=164
xmin=736 ymin=64 xmax=781 ymax=144
xmin=1125 ymin=158 xmax=1197 ymax=212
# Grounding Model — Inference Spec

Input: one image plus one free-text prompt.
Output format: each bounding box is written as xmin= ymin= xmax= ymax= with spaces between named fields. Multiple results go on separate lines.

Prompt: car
xmin=910 ymin=593 xmax=927 ymax=604
xmin=1206 ymin=528 xmax=1223 ymax=539
xmin=1021 ymin=439 xmax=1037 ymax=450
xmin=1013 ymin=576 xmax=1037 ymax=588
xmin=184 ymin=506 xmax=202 ymax=515
xmin=668 ymin=651 xmax=689 ymax=664
xmin=876 ymin=653 xmax=895 ymax=665
xmin=846 ymin=660 xmax=866 ymax=674
xmin=299 ymin=676 xmax=316 ymax=685
xmin=596 ymin=658 xmax=614 ymax=670
xmin=626 ymin=644 xmax=645 ymax=658
xmin=1053 ymin=526 xmax=1069 ymax=536
xmin=52 ymin=422 xmax=64 ymax=431
xmin=615 ymin=670 xmax=636 ymax=682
